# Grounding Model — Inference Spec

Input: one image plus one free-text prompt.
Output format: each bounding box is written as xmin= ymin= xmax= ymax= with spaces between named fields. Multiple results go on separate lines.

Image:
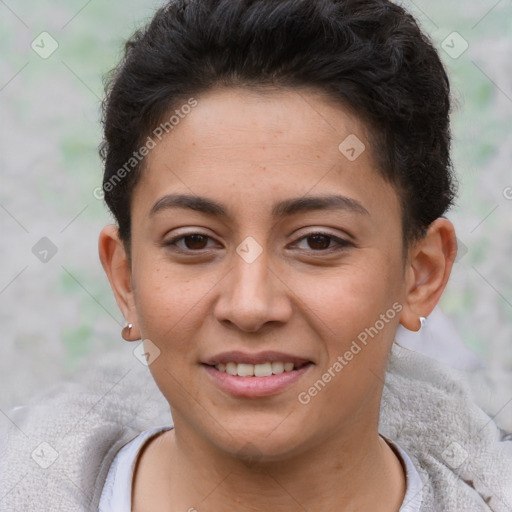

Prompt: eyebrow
xmin=149 ymin=193 xmax=370 ymax=219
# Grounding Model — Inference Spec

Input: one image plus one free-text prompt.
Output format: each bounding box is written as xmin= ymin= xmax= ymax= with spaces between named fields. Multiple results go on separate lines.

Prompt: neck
xmin=153 ymin=421 xmax=406 ymax=512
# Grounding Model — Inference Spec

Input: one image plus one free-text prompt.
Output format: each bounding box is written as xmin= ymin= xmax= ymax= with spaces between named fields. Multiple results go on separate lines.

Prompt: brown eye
xmin=306 ymin=234 xmax=332 ymax=250
xmin=181 ymin=234 xmax=209 ymax=250
xmin=164 ymin=233 xmax=217 ymax=252
xmin=293 ymin=232 xmax=352 ymax=252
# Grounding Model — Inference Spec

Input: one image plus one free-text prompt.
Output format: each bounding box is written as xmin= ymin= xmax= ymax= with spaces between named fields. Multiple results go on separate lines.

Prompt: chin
xmin=211 ymin=421 xmax=311 ymax=463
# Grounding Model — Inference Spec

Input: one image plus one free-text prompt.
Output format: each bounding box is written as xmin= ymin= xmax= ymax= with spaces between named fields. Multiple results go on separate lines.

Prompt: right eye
xmin=163 ymin=233 xmax=219 ymax=253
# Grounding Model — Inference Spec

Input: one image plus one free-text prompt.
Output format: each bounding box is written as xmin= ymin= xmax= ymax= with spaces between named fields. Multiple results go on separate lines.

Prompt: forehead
xmin=132 ymin=86 xmax=400 ymax=225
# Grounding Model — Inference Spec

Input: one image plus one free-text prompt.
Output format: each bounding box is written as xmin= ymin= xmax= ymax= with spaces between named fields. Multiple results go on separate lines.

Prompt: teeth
xmin=254 ymin=363 xmax=272 ymax=377
xmin=214 ymin=361 xmax=299 ymax=377
xmin=226 ymin=362 xmax=237 ymax=376
xmin=271 ymin=362 xmax=284 ymax=374
xmin=237 ymin=363 xmax=254 ymax=377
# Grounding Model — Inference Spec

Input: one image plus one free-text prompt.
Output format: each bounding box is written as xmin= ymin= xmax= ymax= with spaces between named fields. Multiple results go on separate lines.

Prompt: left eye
xmin=293 ymin=232 xmax=350 ymax=251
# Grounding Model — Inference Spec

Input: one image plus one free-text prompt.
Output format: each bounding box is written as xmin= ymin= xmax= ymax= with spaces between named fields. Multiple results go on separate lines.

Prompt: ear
xmin=98 ymin=225 xmax=141 ymax=341
xmin=400 ymin=218 xmax=458 ymax=332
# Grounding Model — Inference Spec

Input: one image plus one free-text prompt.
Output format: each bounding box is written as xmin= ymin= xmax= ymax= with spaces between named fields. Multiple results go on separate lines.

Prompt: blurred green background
xmin=1 ymin=0 xmax=511 ymax=410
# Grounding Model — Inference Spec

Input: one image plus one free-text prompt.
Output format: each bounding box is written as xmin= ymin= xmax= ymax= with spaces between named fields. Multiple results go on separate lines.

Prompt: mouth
xmin=205 ymin=360 xmax=312 ymax=377
xmin=201 ymin=351 xmax=314 ymax=398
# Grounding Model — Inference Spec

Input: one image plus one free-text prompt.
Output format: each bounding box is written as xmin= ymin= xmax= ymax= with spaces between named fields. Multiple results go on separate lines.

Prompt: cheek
xmin=292 ymin=264 xmax=402 ymax=429
xmin=131 ymin=258 xmax=214 ymax=350
xmin=131 ymin=264 xmax=212 ymax=404
xmin=290 ymin=256 xmax=401 ymax=335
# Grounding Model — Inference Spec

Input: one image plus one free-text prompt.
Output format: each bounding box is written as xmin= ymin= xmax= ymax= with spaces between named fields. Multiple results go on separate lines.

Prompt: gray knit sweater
xmin=1 ymin=344 xmax=511 ymax=511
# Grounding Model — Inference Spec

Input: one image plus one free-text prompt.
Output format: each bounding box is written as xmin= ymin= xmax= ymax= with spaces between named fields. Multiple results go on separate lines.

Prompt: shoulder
xmin=0 ymin=350 xmax=172 ymax=512
xmin=381 ymin=344 xmax=512 ymax=511
xmin=99 ymin=426 xmax=172 ymax=512
xmin=131 ymin=427 xmax=175 ymax=512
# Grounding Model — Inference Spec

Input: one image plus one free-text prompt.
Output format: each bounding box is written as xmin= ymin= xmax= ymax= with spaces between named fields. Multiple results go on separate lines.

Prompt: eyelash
xmin=163 ymin=231 xmax=352 ymax=254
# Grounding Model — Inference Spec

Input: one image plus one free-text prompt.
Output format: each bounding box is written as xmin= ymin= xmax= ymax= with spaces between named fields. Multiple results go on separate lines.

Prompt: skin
xmin=99 ymin=86 xmax=457 ymax=511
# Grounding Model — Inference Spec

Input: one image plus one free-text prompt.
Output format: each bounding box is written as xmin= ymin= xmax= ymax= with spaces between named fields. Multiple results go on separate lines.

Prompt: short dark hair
xmin=100 ymin=0 xmax=457 ymax=256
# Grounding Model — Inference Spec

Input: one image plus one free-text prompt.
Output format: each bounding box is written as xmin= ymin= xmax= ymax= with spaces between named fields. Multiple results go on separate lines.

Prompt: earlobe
xmin=98 ymin=225 xmax=141 ymax=340
xmin=399 ymin=218 xmax=457 ymax=332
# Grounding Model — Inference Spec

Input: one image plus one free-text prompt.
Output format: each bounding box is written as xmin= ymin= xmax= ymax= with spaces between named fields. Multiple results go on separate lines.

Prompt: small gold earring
xmin=121 ymin=322 xmax=135 ymax=342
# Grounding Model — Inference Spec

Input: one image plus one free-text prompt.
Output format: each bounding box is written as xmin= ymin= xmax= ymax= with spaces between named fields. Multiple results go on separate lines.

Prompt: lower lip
xmin=202 ymin=363 xmax=313 ymax=398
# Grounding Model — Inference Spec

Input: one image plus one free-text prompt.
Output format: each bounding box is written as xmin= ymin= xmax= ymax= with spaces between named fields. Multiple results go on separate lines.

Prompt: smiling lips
xmin=215 ymin=361 xmax=296 ymax=377
xmin=202 ymin=351 xmax=314 ymax=398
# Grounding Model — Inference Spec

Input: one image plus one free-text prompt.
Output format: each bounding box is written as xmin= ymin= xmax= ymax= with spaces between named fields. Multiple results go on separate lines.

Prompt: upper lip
xmin=202 ymin=351 xmax=313 ymax=366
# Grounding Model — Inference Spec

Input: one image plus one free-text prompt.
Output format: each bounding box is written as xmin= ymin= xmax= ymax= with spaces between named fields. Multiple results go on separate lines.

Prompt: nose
xmin=213 ymin=246 xmax=293 ymax=333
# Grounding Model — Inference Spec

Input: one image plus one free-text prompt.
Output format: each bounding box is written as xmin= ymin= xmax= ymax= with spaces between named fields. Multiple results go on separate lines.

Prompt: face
xmin=119 ymin=87 xmax=409 ymax=460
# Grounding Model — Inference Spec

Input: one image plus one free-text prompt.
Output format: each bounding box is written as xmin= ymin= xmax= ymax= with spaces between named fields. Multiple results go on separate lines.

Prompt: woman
xmin=1 ymin=0 xmax=511 ymax=510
